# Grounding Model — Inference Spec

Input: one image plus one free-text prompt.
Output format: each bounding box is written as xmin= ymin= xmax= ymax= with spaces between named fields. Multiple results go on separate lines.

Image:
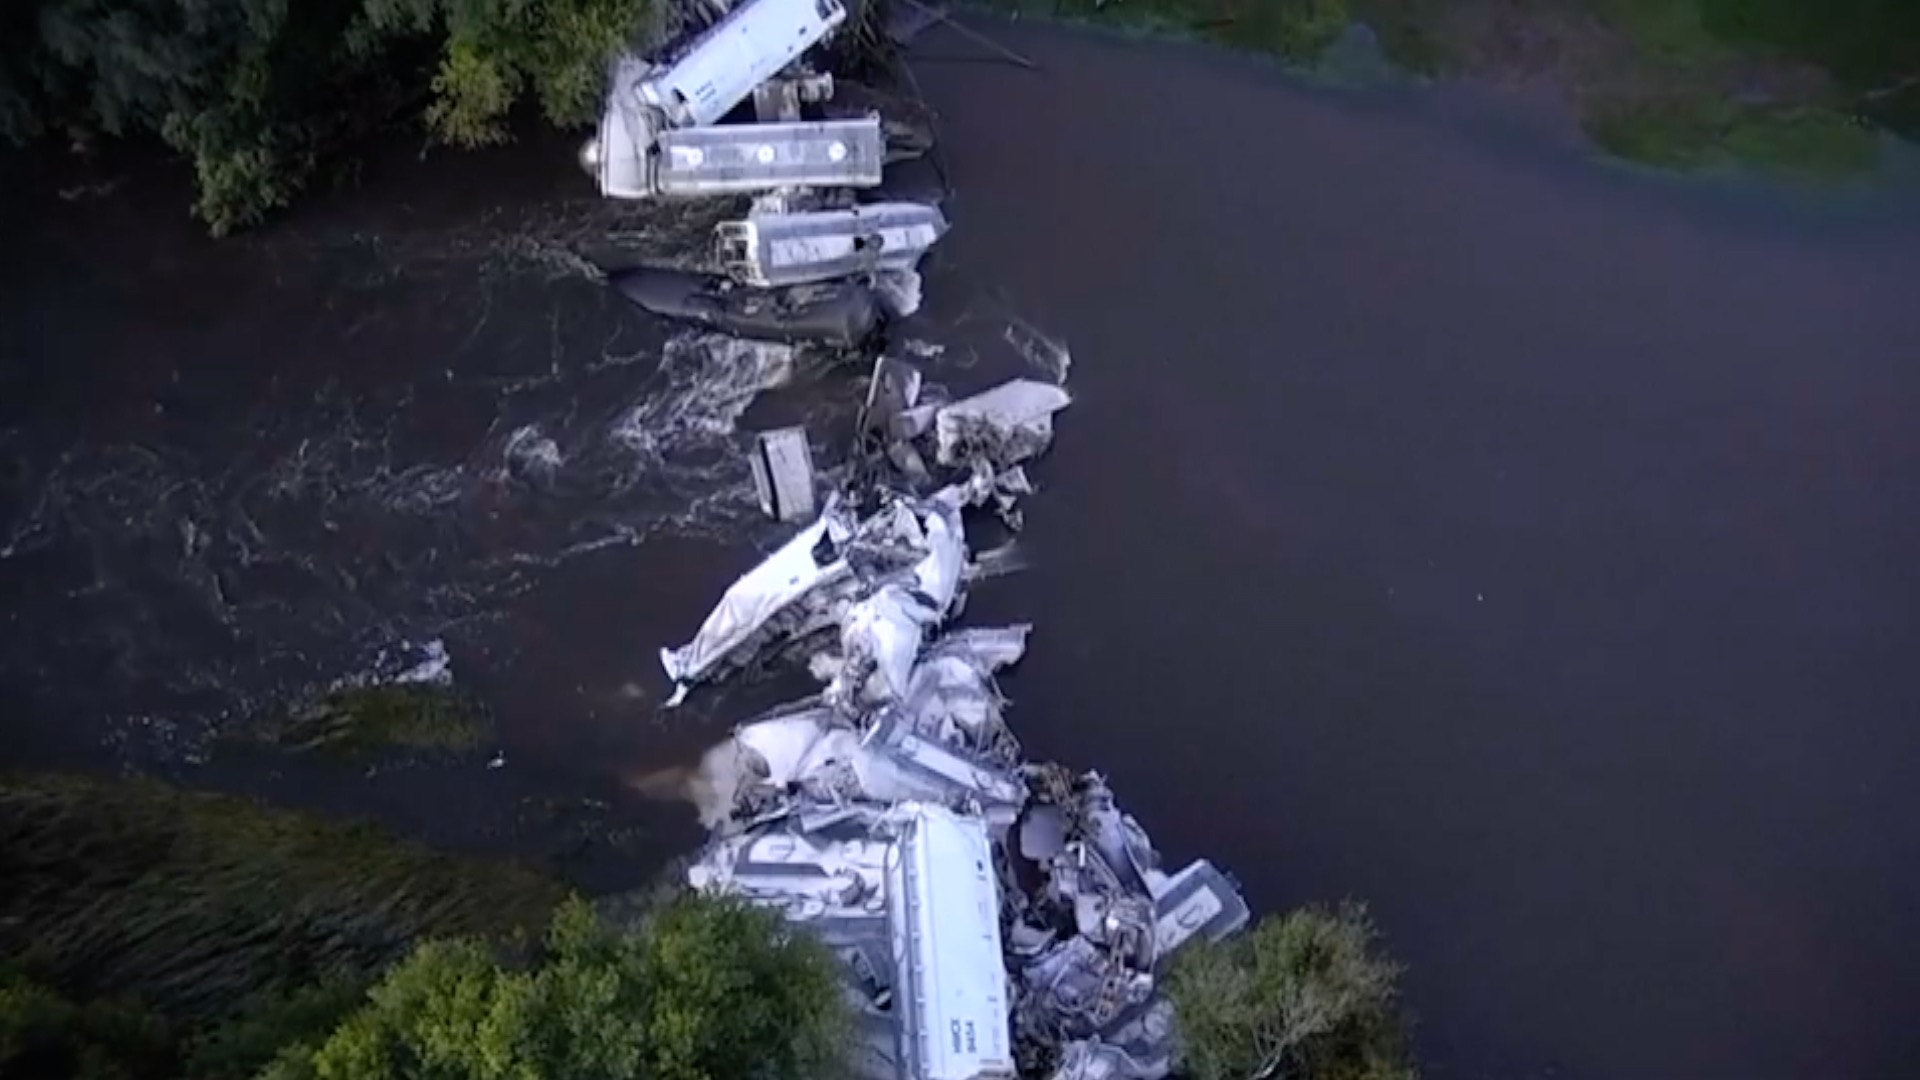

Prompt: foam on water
xmin=0 ymin=316 xmax=815 ymax=762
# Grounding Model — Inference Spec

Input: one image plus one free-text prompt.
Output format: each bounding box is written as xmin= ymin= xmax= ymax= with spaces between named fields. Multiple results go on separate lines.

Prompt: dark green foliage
xmin=181 ymin=976 xmax=371 ymax=1080
xmin=1164 ymin=903 xmax=1413 ymax=1080
xmin=1699 ymin=0 xmax=1920 ymax=135
xmin=246 ymin=683 xmax=493 ymax=761
xmin=1 ymin=0 xmax=655 ymax=234
xmin=0 ymin=968 xmax=174 ymax=1080
xmin=277 ymin=893 xmax=853 ymax=1080
xmin=1587 ymin=96 xmax=1879 ymax=175
xmin=0 ymin=772 xmax=565 ymax=1027
xmin=1215 ymin=0 xmax=1350 ymax=61
xmin=1699 ymin=0 xmax=1920 ymax=88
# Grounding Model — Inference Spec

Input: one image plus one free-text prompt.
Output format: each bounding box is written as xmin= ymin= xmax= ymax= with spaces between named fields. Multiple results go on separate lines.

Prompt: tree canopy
xmin=1163 ymin=903 xmax=1415 ymax=1080
xmin=249 ymin=894 xmax=853 ymax=1080
xmin=2 ymin=893 xmax=855 ymax=1080
xmin=0 ymin=0 xmax=655 ymax=234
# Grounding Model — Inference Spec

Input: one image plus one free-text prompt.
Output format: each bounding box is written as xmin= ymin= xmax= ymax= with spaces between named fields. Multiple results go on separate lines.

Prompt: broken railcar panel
xmin=639 ymin=0 xmax=850 ymax=129
xmin=885 ymin=803 xmax=1019 ymax=1080
xmin=661 ymin=489 xmax=968 ymax=699
xmin=1045 ymin=999 xmax=1177 ymax=1080
xmin=658 ymin=497 xmax=860 ymax=688
xmin=824 ymin=500 xmax=968 ymax=712
xmin=862 ymin=711 xmax=1029 ymax=826
xmin=656 ymin=115 xmax=885 ymax=197
xmin=1017 ymin=935 xmax=1155 ymax=1041
xmin=859 ymin=355 xmax=925 ymax=438
xmin=1148 ymin=859 xmax=1252 ymax=960
xmin=934 ymin=379 xmax=1074 ymax=468
xmin=821 ymin=79 xmax=941 ymax=165
xmin=588 ymin=54 xmax=668 ymax=199
xmin=717 ymin=201 xmax=950 ymax=289
xmin=750 ymin=426 xmax=819 ymax=522
xmin=753 ymin=72 xmax=836 ymax=122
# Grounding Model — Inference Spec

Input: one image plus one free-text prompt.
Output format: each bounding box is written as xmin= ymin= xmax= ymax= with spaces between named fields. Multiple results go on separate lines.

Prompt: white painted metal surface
xmin=887 ymin=804 xmax=1017 ymax=1080
xmin=641 ymin=0 xmax=849 ymax=128
xmin=750 ymin=426 xmax=818 ymax=522
xmin=583 ymin=0 xmax=854 ymax=199
xmin=718 ymin=201 xmax=951 ymax=288
xmin=656 ymin=115 xmax=884 ymax=197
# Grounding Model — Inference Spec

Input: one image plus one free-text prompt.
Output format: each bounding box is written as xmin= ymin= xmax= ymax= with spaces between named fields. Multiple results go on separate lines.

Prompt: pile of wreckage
xmin=659 ymin=366 xmax=1251 ymax=1080
xmin=587 ymin=4 xmax=1253 ymax=1079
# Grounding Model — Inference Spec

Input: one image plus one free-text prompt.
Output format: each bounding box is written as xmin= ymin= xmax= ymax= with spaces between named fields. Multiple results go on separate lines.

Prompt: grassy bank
xmin=0 ymin=772 xmax=565 ymax=1026
xmin=0 ymin=771 xmax=865 ymax=1080
xmin=981 ymin=0 xmax=1910 ymax=177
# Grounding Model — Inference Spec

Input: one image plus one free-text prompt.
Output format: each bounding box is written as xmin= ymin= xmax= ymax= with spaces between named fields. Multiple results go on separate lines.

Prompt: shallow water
xmin=6 ymin=15 xmax=1920 ymax=1080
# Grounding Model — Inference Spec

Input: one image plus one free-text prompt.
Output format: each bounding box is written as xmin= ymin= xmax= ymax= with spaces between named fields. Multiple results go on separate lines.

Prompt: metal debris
xmin=590 ymin=0 xmax=948 ymax=345
xmin=929 ymin=378 xmax=1072 ymax=469
xmin=591 ymin=5 xmax=1255 ymax=1075
xmin=659 ymin=351 xmax=1249 ymax=1080
xmin=749 ymin=427 xmax=819 ymax=522
xmin=717 ymin=201 xmax=949 ymax=288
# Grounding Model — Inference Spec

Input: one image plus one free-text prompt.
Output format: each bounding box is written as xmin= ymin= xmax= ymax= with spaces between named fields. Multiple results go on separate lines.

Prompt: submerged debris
xmin=611 ymin=267 xmax=885 ymax=347
xmin=248 ymin=683 xmax=491 ymax=762
xmin=234 ymin=641 xmax=491 ymax=762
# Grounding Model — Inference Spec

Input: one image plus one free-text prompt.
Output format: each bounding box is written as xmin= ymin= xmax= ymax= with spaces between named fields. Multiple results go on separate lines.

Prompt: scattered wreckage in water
xmin=659 ymin=352 xmax=1251 ymax=1080
xmin=585 ymin=3 xmax=1255 ymax=1076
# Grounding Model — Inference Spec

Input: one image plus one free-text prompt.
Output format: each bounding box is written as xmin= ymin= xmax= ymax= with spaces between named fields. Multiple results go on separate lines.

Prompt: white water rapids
xmin=0 ymin=314 xmax=830 ymax=764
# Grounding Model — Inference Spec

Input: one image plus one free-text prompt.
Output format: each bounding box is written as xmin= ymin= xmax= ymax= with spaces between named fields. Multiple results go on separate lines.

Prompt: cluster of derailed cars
xmin=583 ymin=3 xmax=1254 ymax=1078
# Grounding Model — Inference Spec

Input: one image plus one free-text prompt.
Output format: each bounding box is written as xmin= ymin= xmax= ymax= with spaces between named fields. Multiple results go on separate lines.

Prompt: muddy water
xmin=0 ymin=131 xmax=855 ymax=876
xmin=904 ymin=19 xmax=1920 ymax=1080
xmin=4 ymin=15 xmax=1920 ymax=1080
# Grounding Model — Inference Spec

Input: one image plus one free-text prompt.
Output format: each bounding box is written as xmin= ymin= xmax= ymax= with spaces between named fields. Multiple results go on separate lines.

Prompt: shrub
xmin=279 ymin=893 xmax=854 ymax=1080
xmin=1 ymin=0 xmax=656 ymax=234
xmin=1164 ymin=903 xmax=1414 ymax=1080
xmin=0 ymin=968 xmax=173 ymax=1080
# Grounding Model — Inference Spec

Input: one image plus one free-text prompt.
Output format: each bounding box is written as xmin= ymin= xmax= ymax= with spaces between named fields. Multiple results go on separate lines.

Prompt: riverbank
xmin=0 ymin=770 xmax=870 ymax=1080
xmin=972 ymin=0 xmax=1916 ymax=178
xmin=0 ymin=773 xmax=565 ymax=1017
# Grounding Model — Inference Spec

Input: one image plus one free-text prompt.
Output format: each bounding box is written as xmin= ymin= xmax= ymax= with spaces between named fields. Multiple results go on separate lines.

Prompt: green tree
xmin=181 ymin=977 xmax=371 ymax=1080
xmin=1164 ymin=903 xmax=1414 ymax=1080
xmin=280 ymin=893 xmax=853 ymax=1080
xmin=0 ymin=967 xmax=173 ymax=1080
xmin=0 ymin=0 xmax=655 ymax=235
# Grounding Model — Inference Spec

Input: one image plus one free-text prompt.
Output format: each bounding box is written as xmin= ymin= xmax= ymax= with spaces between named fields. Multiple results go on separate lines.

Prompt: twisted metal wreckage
xmin=584 ymin=3 xmax=1251 ymax=1078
